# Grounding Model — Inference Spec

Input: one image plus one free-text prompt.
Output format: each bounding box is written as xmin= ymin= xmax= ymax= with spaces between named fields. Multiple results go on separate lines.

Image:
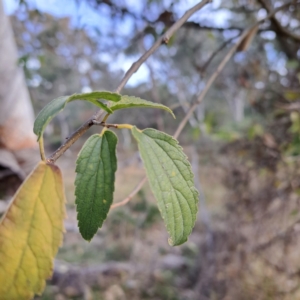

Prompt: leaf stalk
xmin=39 ymin=136 xmax=46 ymax=161
xmin=92 ymin=120 xmax=133 ymax=129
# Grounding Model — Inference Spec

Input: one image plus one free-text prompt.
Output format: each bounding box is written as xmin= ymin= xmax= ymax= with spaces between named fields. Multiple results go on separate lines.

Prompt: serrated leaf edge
xmin=74 ymin=130 xmax=118 ymax=241
xmin=132 ymin=127 xmax=198 ymax=246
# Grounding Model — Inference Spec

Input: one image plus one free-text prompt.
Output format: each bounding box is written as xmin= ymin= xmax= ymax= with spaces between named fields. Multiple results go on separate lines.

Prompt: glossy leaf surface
xmin=75 ymin=130 xmax=118 ymax=241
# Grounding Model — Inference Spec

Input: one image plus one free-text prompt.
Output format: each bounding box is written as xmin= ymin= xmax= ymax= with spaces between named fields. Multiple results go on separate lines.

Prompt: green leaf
xmin=68 ymin=91 xmax=121 ymax=103
xmin=33 ymin=91 xmax=121 ymax=140
xmin=131 ymin=127 xmax=198 ymax=246
xmin=75 ymin=130 xmax=118 ymax=241
xmin=110 ymin=95 xmax=175 ymax=118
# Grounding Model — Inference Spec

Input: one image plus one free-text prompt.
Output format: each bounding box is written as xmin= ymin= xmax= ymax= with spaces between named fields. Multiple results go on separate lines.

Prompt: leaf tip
xmin=168 ymin=236 xmax=188 ymax=246
xmin=170 ymin=111 xmax=176 ymax=119
xmin=80 ymin=230 xmax=94 ymax=242
xmin=168 ymin=237 xmax=174 ymax=246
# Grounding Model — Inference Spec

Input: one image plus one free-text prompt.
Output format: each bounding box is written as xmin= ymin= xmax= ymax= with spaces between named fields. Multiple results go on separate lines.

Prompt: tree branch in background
xmin=111 ymin=177 xmax=147 ymax=209
xmin=183 ymin=23 xmax=243 ymax=32
xmin=258 ymin=0 xmax=300 ymax=43
xmin=174 ymin=1 xmax=299 ymax=138
xmin=114 ymin=0 xmax=299 ymax=208
xmin=114 ymin=0 xmax=211 ymax=94
xmin=197 ymin=33 xmax=241 ymax=74
xmin=257 ymin=0 xmax=300 ymax=59
xmin=47 ymin=0 xmax=211 ymax=163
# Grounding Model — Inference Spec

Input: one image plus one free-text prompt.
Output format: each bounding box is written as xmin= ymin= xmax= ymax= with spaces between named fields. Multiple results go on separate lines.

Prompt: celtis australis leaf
xmin=75 ymin=130 xmax=118 ymax=241
xmin=131 ymin=127 xmax=198 ymax=246
xmin=33 ymin=91 xmax=121 ymax=140
xmin=0 ymin=161 xmax=66 ymax=300
xmin=110 ymin=95 xmax=175 ymax=118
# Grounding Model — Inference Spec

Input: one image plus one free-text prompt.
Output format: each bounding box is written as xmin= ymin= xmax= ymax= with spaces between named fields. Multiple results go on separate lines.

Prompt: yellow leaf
xmin=0 ymin=161 xmax=66 ymax=300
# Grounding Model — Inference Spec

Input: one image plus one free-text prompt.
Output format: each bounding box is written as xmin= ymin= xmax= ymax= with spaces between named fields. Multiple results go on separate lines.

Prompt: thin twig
xmin=258 ymin=0 xmax=300 ymax=43
xmin=199 ymin=33 xmax=240 ymax=74
xmin=92 ymin=121 xmax=133 ymax=129
xmin=46 ymin=0 xmax=210 ymax=163
xmin=111 ymin=176 xmax=147 ymax=209
xmin=47 ymin=119 xmax=94 ymax=163
xmin=115 ymin=0 xmax=211 ymax=93
xmin=184 ymin=23 xmax=243 ymax=32
xmin=174 ymin=1 xmax=298 ymax=139
xmin=92 ymin=121 xmax=118 ymax=128
xmin=116 ymin=0 xmax=298 ymax=208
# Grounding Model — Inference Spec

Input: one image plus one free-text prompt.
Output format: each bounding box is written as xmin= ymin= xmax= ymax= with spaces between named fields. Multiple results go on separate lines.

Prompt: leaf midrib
xmin=151 ymin=137 xmax=194 ymax=222
xmin=8 ymin=165 xmax=47 ymax=296
xmin=142 ymin=134 xmax=185 ymax=243
xmin=77 ymin=137 xmax=101 ymax=237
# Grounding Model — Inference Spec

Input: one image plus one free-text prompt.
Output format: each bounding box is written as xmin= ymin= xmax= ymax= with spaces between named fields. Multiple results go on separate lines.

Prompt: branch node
xmin=105 ymin=123 xmax=118 ymax=128
xmin=92 ymin=120 xmax=104 ymax=126
xmin=46 ymin=158 xmax=54 ymax=164
xmin=45 ymin=0 xmax=211 ymax=162
xmin=163 ymin=36 xmax=170 ymax=44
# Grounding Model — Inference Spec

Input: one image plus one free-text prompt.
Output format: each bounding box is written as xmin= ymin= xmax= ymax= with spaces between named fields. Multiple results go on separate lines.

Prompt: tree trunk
xmin=0 ymin=0 xmax=39 ymax=197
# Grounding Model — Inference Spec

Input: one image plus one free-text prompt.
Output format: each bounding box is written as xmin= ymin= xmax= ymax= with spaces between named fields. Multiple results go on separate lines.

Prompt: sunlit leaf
xmin=110 ymin=95 xmax=175 ymax=118
xmin=33 ymin=91 xmax=121 ymax=140
xmin=75 ymin=130 xmax=118 ymax=241
xmin=131 ymin=127 xmax=198 ymax=246
xmin=0 ymin=161 xmax=66 ymax=300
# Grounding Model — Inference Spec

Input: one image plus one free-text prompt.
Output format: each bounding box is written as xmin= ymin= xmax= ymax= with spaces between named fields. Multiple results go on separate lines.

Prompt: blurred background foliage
xmin=1 ymin=0 xmax=300 ymax=299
